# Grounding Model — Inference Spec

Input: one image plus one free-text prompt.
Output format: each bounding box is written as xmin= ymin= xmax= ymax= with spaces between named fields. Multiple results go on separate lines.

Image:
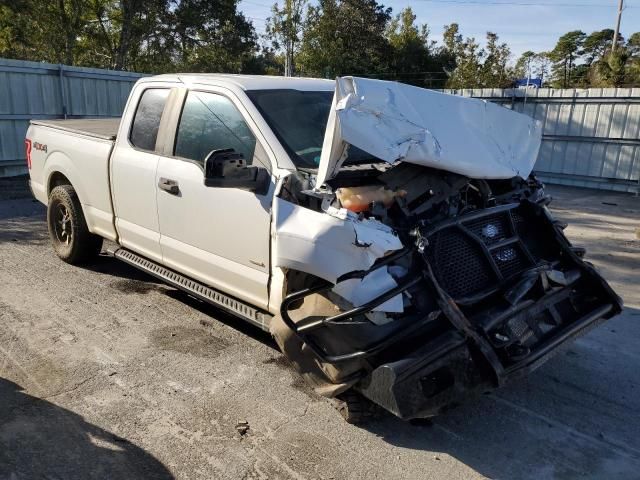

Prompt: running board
xmin=108 ymin=247 xmax=272 ymax=331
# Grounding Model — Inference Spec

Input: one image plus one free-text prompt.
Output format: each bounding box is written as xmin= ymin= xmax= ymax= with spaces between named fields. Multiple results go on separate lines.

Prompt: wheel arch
xmin=43 ymin=152 xmax=89 ymax=207
xmin=48 ymin=171 xmax=72 ymax=194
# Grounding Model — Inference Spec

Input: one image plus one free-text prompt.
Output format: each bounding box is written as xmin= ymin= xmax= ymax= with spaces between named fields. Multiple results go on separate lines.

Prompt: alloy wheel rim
xmin=54 ymin=204 xmax=72 ymax=245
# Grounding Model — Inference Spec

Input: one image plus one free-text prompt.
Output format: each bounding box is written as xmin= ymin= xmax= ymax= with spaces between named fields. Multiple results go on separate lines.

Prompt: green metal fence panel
xmin=2 ymin=61 xmax=638 ymax=194
xmin=443 ymin=87 xmax=640 ymax=194
xmin=0 ymin=58 xmax=145 ymax=177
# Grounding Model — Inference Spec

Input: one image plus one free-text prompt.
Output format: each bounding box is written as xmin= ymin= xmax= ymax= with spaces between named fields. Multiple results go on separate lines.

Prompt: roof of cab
xmin=140 ymin=73 xmax=335 ymax=91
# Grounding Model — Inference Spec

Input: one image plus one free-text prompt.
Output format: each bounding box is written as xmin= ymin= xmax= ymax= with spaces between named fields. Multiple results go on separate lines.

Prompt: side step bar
xmin=108 ymin=247 xmax=272 ymax=331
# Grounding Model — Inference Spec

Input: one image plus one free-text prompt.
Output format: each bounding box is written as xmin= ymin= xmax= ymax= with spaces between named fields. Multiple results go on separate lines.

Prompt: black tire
xmin=47 ymin=185 xmax=103 ymax=264
xmin=335 ymin=390 xmax=379 ymax=425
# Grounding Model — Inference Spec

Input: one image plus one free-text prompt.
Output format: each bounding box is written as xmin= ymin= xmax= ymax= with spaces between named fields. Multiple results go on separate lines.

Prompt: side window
xmin=130 ymin=88 xmax=169 ymax=151
xmin=174 ymin=91 xmax=256 ymax=166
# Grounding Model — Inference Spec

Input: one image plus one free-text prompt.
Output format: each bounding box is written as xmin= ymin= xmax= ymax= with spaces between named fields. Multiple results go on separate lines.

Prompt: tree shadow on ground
xmin=0 ymin=377 xmax=173 ymax=479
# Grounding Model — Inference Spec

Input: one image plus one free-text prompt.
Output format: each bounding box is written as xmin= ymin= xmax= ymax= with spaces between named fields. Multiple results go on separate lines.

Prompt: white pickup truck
xmin=26 ymin=74 xmax=622 ymax=422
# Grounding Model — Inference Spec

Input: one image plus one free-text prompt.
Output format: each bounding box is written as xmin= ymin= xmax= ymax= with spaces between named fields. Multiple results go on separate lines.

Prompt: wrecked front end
xmin=270 ymin=78 xmax=622 ymax=420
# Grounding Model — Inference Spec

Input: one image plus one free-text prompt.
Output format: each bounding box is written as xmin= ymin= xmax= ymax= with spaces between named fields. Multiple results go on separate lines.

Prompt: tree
xmin=246 ymin=45 xmax=282 ymax=75
xmin=265 ymin=0 xmax=306 ymax=76
xmin=167 ymin=0 xmax=258 ymax=73
xmin=0 ymin=0 xmax=40 ymax=60
xmin=514 ymin=51 xmax=552 ymax=85
xmin=55 ymin=0 xmax=92 ymax=65
xmin=481 ymin=32 xmax=511 ymax=87
xmin=583 ymin=29 xmax=621 ymax=65
xmin=442 ymin=22 xmax=461 ymax=53
xmin=4 ymin=0 xmax=640 ymax=87
xmin=442 ymin=23 xmax=481 ymax=88
xmin=548 ymin=30 xmax=586 ymax=88
xmin=582 ymin=29 xmax=640 ymax=87
xmin=514 ymin=50 xmax=536 ymax=78
xmin=535 ymin=53 xmax=552 ymax=84
xmin=297 ymin=0 xmax=392 ymax=78
xmin=0 ymin=0 xmax=262 ymax=73
xmin=589 ymin=49 xmax=628 ymax=86
xmin=115 ymin=0 xmax=139 ymax=69
xmin=443 ymin=25 xmax=511 ymax=88
xmin=627 ymin=32 xmax=640 ymax=57
xmin=0 ymin=0 xmax=92 ymax=64
xmin=626 ymin=32 xmax=640 ymax=85
xmin=385 ymin=7 xmax=453 ymax=87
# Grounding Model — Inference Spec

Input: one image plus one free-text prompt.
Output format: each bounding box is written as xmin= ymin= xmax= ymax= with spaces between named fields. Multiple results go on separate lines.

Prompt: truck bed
xmin=31 ymin=118 xmax=120 ymax=140
xmin=26 ymin=118 xmax=119 ymax=242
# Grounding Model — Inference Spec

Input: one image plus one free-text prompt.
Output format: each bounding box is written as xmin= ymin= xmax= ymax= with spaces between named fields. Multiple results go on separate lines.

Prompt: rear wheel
xmin=47 ymin=185 xmax=102 ymax=264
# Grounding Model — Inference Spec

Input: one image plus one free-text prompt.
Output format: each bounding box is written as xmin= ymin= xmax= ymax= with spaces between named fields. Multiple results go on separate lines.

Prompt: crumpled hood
xmin=316 ymin=76 xmax=543 ymax=186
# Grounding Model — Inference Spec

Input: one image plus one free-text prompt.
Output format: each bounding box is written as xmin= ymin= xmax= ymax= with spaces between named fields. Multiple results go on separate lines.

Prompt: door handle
xmin=158 ymin=177 xmax=180 ymax=195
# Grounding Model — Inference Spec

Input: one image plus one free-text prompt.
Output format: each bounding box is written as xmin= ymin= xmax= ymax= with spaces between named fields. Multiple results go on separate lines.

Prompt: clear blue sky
xmin=239 ymin=0 xmax=640 ymax=62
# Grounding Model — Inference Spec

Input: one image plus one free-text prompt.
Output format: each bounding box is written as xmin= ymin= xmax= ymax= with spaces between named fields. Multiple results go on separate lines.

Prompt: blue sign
xmin=515 ymin=78 xmax=542 ymax=88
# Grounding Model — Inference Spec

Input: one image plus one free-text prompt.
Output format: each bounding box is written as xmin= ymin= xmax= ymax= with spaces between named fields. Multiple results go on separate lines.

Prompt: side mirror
xmin=203 ymin=149 xmax=270 ymax=195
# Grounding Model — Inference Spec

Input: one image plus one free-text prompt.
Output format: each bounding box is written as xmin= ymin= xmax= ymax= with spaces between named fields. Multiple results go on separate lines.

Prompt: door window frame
xmin=126 ymin=86 xmax=174 ymax=154
xmin=156 ymin=86 xmax=275 ymax=174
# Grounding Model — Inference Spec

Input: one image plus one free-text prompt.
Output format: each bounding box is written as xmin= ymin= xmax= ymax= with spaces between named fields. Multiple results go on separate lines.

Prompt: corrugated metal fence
xmin=444 ymin=88 xmax=640 ymax=194
xmin=1 ymin=58 xmax=639 ymax=194
xmin=0 ymin=58 xmax=144 ymax=177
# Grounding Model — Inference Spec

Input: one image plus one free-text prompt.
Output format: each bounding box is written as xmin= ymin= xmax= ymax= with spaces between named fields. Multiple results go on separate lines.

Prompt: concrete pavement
xmin=0 ymin=183 xmax=638 ymax=479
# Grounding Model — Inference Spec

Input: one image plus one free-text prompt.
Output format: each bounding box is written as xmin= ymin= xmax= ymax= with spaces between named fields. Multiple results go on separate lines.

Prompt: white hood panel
xmin=316 ymin=77 xmax=543 ymax=186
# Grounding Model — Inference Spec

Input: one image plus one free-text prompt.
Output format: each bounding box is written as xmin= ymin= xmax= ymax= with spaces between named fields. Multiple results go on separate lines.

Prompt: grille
xmin=465 ymin=212 xmax=511 ymax=245
xmin=511 ymin=211 xmax=526 ymax=235
xmin=492 ymin=244 xmax=529 ymax=279
xmin=423 ymin=207 xmax=535 ymax=300
xmin=425 ymin=229 xmax=494 ymax=299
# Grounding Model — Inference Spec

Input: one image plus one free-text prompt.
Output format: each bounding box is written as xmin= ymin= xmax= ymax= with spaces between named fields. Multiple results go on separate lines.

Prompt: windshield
xmin=246 ymin=89 xmax=375 ymax=169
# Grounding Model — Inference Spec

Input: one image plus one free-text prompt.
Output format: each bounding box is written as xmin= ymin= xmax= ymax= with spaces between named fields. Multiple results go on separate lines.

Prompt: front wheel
xmin=47 ymin=185 xmax=102 ymax=264
xmin=335 ymin=390 xmax=380 ymax=424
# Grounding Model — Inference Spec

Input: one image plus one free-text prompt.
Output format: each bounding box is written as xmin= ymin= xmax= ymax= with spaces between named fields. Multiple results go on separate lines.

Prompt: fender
xmin=43 ymin=150 xmax=118 ymax=241
xmin=43 ymin=150 xmax=90 ymax=207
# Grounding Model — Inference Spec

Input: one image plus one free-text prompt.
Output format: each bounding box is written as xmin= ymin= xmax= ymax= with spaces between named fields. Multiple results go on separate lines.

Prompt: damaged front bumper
xmin=278 ymin=199 xmax=622 ymax=419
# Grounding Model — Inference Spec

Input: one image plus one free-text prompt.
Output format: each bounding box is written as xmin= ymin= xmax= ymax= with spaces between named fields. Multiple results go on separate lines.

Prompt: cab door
xmin=155 ymin=88 xmax=274 ymax=310
xmin=111 ymin=86 xmax=172 ymax=263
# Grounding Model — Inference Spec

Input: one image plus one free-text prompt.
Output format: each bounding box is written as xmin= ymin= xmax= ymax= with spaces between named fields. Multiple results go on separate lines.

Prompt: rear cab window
xmin=130 ymin=88 xmax=170 ymax=151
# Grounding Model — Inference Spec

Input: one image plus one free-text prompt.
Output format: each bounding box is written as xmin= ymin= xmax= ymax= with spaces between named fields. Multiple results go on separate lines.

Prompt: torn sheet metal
xmin=317 ymin=77 xmax=543 ymax=186
xmin=273 ymin=197 xmax=403 ymax=284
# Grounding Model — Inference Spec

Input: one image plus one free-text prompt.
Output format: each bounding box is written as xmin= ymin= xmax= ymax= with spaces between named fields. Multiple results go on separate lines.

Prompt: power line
xmin=240 ymin=0 xmax=274 ymax=7
xmin=457 ymin=30 xmax=585 ymax=36
xmin=353 ymin=71 xmax=451 ymax=76
xmin=243 ymin=0 xmax=638 ymax=6
xmin=412 ymin=0 xmax=637 ymax=7
xmin=240 ymin=0 xmax=640 ymax=11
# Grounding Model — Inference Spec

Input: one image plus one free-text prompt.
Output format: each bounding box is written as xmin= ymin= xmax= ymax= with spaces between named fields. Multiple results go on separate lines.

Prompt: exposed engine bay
xmin=271 ymin=162 xmax=622 ymax=419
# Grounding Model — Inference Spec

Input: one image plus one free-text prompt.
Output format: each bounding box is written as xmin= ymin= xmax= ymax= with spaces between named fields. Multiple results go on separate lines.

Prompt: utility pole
xmin=284 ymin=0 xmax=293 ymax=77
xmin=612 ymin=0 xmax=624 ymax=53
